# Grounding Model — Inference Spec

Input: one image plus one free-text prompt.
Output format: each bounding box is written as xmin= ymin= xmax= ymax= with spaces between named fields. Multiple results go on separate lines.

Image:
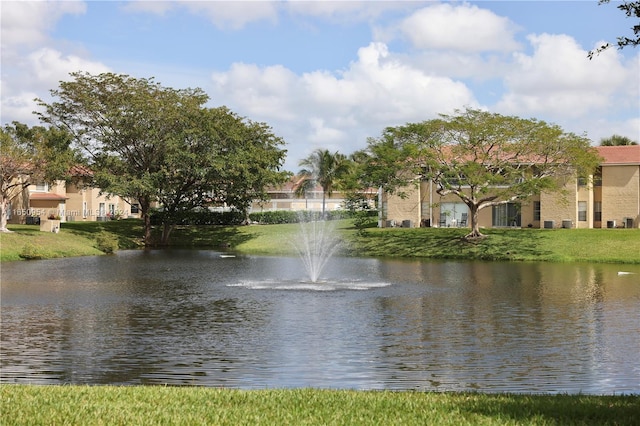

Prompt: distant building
xmin=250 ymin=175 xmax=377 ymax=213
xmin=380 ymin=145 xmax=640 ymax=229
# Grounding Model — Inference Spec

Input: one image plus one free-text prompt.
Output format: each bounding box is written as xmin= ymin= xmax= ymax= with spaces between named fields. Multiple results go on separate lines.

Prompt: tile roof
xmin=29 ymin=192 xmax=68 ymax=201
xmin=596 ymin=145 xmax=640 ymax=165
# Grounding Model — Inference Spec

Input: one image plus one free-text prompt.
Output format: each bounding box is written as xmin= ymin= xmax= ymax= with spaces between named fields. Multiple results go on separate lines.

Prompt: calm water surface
xmin=1 ymin=250 xmax=639 ymax=394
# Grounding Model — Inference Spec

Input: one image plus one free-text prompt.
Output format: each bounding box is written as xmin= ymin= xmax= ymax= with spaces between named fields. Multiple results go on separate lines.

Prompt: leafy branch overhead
xmin=588 ymin=0 xmax=640 ymax=59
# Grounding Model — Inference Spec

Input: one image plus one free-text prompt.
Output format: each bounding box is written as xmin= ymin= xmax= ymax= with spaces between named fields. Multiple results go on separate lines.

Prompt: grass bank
xmin=2 ymin=220 xmax=640 ymax=263
xmin=1 ymin=385 xmax=638 ymax=425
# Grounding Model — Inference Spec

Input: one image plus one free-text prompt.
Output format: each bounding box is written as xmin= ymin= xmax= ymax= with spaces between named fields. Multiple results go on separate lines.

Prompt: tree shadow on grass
xmin=459 ymin=393 xmax=640 ymax=425
xmin=163 ymin=225 xmax=254 ymax=250
xmin=348 ymin=228 xmax=555 ymax=261
xmin=63 ymin=220 xmax=144 ymax=249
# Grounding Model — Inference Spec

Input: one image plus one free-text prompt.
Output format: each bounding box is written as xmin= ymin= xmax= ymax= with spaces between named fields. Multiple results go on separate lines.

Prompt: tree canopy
xmin=37 ymin=72 xmax=287 ymax=245
xmin=362 ymin=108 xmax=602 ymax=238
xmin=297 ymin=149 xmax=351 ymax=217
xmin=0 ymin=123 xmax=77 ymax=232
xmin=599 ymin=134 xmax=638 ymax=145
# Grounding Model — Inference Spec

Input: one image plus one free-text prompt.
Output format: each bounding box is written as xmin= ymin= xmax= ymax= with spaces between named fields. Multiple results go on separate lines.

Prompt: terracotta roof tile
xmin=596 ymin=145 xmax=640 ymax=165
xmin=29 ymin=192 xmax=68 ymax=201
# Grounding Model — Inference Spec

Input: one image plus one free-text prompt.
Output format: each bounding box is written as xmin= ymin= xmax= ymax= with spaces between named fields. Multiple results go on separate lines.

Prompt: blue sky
xmin=2 ymin=1 xmax=638 ymax=171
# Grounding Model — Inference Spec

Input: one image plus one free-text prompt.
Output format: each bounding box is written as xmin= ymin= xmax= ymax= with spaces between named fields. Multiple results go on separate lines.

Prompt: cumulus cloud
xmin=497 ymin=33 xmax=631 ymax=118
xmin=211 ymin=42 xmax=478 ymax=168
xmin=1 ymin=48 xmax=110 ymax=124
xmin=0 ymin=1 xmax=86 ymax=51
xmin=398 ymin=3 xmax=521 ymax=53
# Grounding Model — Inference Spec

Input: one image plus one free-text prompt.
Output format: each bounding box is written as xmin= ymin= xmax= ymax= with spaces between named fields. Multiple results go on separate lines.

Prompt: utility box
xmin=40 ymin=219 xmax=60 ymax=233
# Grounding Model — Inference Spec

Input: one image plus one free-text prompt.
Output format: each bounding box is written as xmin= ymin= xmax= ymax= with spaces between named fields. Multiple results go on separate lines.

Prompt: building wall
xmin=601 ymin=165 xmax=640 ymax=228
xmin=7 ymin=180 xmax=140 ymax=224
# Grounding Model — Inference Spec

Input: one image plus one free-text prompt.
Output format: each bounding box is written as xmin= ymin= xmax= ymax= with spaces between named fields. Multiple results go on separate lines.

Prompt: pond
xmin=1 ymin=250 xmax=639 ymax=394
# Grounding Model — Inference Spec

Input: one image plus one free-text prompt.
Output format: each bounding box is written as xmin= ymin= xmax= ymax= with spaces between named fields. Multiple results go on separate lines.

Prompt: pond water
xmin=1 ymin=250 xmax=639 ymax=394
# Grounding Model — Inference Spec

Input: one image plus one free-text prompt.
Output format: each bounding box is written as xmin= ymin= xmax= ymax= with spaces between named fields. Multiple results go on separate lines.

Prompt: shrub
xmin=95 ymin=231 xmax=118 ymax=254
xmin=150 ymin=209 xmax=246 ymax=226
xmin=19 ymin=243 xmax=44 ymax=260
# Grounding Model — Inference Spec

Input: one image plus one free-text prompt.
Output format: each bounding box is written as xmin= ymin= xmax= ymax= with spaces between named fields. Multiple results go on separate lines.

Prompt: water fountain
xmin=291 ymin=218 xmax=342 ymax=283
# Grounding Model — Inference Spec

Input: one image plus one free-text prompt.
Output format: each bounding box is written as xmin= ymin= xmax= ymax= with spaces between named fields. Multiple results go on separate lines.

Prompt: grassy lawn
xmin=2 ymin=219 xmax=640 ymax=263
xmin=1 ymin=385 xmax=638 ymax=425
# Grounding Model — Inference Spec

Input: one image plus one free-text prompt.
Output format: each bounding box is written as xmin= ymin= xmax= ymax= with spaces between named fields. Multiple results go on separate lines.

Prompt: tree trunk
xmin=139 ymin=197 xmax=153 ymax=246
xmin=465 ymin=203 xmax=484 ymax=239
xmin=160 ymin=222 xmax=174 ymax=246
xmin=0 ymin=198 xmax=11 ymax=232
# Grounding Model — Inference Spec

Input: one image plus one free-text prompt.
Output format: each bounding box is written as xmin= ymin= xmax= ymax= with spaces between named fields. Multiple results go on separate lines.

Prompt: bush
xmin=248 ymin=210 xmax=376 ymax=224
xmin=95 ymin=231 xmax=118 ymax=254
xmin=150 ymin=210 xmax=246 ymax=226
xmin=19 ymin=243 xmax=44 ymax=260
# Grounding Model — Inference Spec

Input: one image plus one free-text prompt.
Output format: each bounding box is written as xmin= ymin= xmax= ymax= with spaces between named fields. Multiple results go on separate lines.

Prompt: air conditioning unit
xmin=402 ymin=220 xmax=412 ymax=228
xmin=606 ymin=220 xmax=616 ymax=229
xmin=543 ymin=220 xmax=555 ymax=229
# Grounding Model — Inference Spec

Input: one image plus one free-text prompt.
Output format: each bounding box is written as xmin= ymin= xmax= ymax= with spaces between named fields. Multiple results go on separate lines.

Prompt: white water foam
xmin=227 ymin=280 xmax=391 ymax=291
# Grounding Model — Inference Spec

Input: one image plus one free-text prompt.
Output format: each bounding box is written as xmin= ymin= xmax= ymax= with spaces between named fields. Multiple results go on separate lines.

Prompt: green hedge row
xmin=151 ymin=209 xmax=377 ymax=226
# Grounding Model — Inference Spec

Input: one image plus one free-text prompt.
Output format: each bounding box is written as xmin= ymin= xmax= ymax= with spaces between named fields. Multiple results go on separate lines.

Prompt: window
xmin=578 ymin=201 xmax=587 ymax=221
xmin=108 ymin=204 xmax=115 ymax=216
xmin=533 ymin=201 xmax=541 ymax=221
xmin=83 ymin=202 xmax=88 ymax=218
xmin=492 ymin=203 xmax=521 ymax=227
xmin=99 ymin=203 xmax=105 ymax=217
xmin=577 ymin=177 xmax=588 ymax=187
xmin=594 ymin=168 xmax=602 ymax=187
xmin=34 ymin=182 xmax=48 ymax=192
xmin=439 ymin=202 xmax=468 ymax=227
xmin=594 ymin=201 xmax=602 ymax=222
xmin=130 ymin=203 xmax=140 ymax=214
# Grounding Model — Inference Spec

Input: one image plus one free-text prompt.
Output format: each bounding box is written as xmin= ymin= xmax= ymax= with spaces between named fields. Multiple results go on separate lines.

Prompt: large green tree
xmin=37 ymin=72 xmax=210 ymax=245
xmin=297 ymin=149 xmax=351 ymax=218
xmin=38 ymin=72 xmax=287 ymax=246
xmin=153 ymin=106 xmax=288 ymax=243
xmin=363 ymin=108 xmax=602 ymax=238
xmin=0 ymin=123 xmax=77 ymax=232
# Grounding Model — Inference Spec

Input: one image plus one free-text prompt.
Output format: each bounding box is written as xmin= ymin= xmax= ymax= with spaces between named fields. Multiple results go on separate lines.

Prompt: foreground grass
xmin=2 ymin=220 xmax=640 ymax=263
xmin=2 ymin=385 xmax=638 ymax=425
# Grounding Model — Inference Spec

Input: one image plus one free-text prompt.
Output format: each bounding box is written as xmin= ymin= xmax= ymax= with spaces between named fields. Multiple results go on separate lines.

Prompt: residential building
xmin=250 ymin=176 xmax=377 ymax=213
xmin=379 ymin=145 xmax=640 ymax=229
xmin=7 ymin=178 xmax=140 ymax=225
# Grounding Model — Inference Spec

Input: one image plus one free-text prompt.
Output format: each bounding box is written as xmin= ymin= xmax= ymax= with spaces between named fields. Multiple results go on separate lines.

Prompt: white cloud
xmin=0 ymin=1 xmax=86 ymax=51
xmin=211 ymin=42 xmax=478 ymax=169
xmin=399 ymin=3 xmax=521 ymax=53
xmin=497 ymin=33 xmax=631 ymax=118
xmin=1 ymin=48 xmax=109 ymax=125
xmin=28 ymin=48 xmax=111 ymax=87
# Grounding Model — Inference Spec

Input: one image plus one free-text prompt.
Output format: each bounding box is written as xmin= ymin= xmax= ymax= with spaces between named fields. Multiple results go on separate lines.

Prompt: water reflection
xmin=1 ymin=251 xmax=639 ymax=393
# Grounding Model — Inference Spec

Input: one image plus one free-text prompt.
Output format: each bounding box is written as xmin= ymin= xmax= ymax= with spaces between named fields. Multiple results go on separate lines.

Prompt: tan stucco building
xmin=380 ymin=145 xmax=640 ymax=229
xmin=7 ymin=178 xmax=140 ymax=225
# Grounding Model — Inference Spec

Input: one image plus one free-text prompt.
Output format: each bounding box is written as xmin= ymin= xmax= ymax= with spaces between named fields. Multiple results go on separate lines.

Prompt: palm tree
xmin=297 ymin=149 xmax=350 ymax=218
xmin=600 ymin=135 xmax=638 ymax=146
